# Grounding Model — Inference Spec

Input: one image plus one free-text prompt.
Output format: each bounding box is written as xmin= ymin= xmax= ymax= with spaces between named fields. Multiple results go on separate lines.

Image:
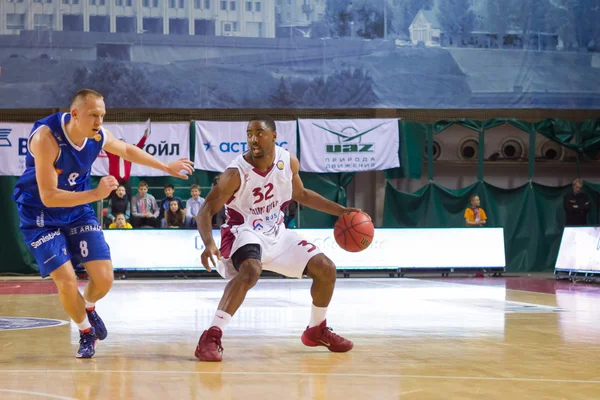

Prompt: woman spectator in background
xmin=165 ymin=199 xmax=186 ymax=228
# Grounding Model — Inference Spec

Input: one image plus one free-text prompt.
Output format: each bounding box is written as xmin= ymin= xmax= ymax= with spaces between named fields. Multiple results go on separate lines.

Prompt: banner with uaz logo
xmin=298 ymin=119 xmax=400 ymax=173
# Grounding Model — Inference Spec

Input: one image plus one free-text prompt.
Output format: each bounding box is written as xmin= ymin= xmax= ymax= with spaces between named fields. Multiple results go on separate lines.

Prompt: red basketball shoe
xmin=195 ymin=327 xmax=224 ymax=362
xmin=301 ymin=320 xmax=354 ymax=352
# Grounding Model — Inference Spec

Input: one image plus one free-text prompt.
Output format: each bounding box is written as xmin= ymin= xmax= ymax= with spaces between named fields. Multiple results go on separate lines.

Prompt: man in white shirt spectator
xmin=186 ymin=184 xmax=205 ymax=228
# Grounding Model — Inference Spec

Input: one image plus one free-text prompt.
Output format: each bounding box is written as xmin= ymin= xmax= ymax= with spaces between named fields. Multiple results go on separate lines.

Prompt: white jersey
xmin=216 ymin=146 xmax=323 ymax=280
xmin=223 ymin=146 xmax=293 ymax=249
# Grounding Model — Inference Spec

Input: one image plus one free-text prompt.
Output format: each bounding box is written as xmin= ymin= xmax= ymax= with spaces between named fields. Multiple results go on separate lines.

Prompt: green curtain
xmin=434 ymin=119 xmax=508 ymax=180
xmin=535 ymin=119 xmax=600 ymax=157
xmin=0 ymin=177 xmax=38 ymax=274
xmin=383 ymin=181 xmax=599 ymax=272
xmin=385 ymin=121 xmax=427 ymax=180
xmin=298 ymin=172 xmax=354 ymax=228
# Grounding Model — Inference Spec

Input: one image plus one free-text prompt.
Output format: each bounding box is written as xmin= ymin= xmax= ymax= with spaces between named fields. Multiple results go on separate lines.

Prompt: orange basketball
xmin=334 ymin=211 xmax=374 ymax=252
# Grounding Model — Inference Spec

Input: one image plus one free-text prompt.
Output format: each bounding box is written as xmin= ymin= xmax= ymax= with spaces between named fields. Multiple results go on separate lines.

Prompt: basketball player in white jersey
xmin=194 ymin=115 xmax=364 ymax=361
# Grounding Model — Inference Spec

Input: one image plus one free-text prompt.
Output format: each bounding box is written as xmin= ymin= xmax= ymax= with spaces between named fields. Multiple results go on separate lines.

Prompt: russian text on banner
xmin=298 ymin=119 xmax=400 ymax=173
xmin=92 ymin=122 xmax=189 ymax=177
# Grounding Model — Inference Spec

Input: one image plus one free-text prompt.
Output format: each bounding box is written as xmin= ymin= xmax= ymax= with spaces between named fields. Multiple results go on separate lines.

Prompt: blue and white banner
xmin=0 ymin=121 xmax=189 ymax=177
xmin=298 ymin=119 xmax=400 ymax=173
xmin=0 ymin=123 xmax=32 ymax=176
xmin=92 ymin=121 xmax=189 ymax=177
xmin=194 ymin=121 xmax=298 ymax=172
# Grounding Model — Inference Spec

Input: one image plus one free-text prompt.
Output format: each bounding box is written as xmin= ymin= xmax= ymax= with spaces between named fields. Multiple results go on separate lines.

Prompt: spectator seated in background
xmin=131 ymin=181 xmax=160 ymax=228
xmin=165 ymin=199 xmax=186 ymax=228
xmin=185 ymin=184 xmax=205 ymax=228
xmin=464 ymin=194 xmax=487 ymax=227
xmin=564 ymin=178 xmax=590 ymax=226
xmin=284 ymin=200 xmax=298 ymax=228
xmin=105 ymin=184 xmax=130 ymax=227
xmin=159 ymin=183 xmax=184 ymax=225
xmin=108 ymin=213 xmax=132 ymax=229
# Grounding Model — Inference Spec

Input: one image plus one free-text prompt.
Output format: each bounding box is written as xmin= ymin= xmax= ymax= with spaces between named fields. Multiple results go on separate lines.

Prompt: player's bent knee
xmin=306 ymin=254 xmax=337 ymax=282
xmin=237 ymin=259 xmax=262 ymax=287
xmin=53 ymin=277 xmax=79 ymax=295
xmin=97 ymin=273 xmax=114 ymax=291
xmin=85 ymin=261 xmax=114 ymax=289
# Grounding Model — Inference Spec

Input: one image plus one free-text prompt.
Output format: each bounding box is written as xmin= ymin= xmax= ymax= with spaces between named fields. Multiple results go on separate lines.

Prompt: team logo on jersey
xmin=94 ymin=134 xmax=102 ymax=142
xmin=31 ymin=229 xmax=60 ymax=248
xmin=0 ymin=128 xmax=12 ymax=147
xmin=36 ymin=210 xmax=45 ymax=228
xmin=276 ymin=160 xmax=284 ymax=170
xmin=252 ymin=218 xmax=263 ymax=230
xmin=0 ymin=317 xmax=68 ymax=331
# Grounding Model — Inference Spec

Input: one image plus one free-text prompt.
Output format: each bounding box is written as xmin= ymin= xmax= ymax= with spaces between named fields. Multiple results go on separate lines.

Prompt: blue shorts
xmin=17 ymin=204 xmax=111 ymax=278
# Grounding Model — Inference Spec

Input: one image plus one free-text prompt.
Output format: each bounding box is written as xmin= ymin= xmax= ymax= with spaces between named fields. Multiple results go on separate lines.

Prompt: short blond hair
xmin=70 ymin=89 xmax=103 ymax=108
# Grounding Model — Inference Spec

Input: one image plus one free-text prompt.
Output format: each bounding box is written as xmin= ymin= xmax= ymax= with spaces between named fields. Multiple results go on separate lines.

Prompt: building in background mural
xmin=0 ymin=0 xmax=275 ymax=37
xmin=0 ymin=0 xmax=598 ymax=109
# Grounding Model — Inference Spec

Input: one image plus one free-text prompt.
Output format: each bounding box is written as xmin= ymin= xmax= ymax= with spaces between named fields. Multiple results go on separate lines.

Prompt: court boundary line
xmin=0 ymin=370 xmax=598 ymax=384
xmin=0 ymin=388 xmax=78 ymax=400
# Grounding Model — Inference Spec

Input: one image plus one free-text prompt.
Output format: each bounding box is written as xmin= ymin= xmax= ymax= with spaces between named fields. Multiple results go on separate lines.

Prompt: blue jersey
xmin=12 ymin=112 xmax=106 ymax=211
xmin=12 ymin=112 xmax=111 ymax=278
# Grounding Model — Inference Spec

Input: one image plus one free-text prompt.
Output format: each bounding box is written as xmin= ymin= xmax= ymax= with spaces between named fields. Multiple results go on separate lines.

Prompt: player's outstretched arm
xmin=290 ymin=154 xmax=361 ymax=217
xmin=196 ymin=168 xmax=241 ymax=271
xmin=103 ymin=128 xmax=193 ymax=179
xmin=32 ymin=127 xmax=118 ymax=208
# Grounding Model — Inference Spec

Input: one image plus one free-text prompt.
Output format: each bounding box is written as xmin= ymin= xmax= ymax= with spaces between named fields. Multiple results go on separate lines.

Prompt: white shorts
xmin=216 ymin=228 xmax=322 ymax=280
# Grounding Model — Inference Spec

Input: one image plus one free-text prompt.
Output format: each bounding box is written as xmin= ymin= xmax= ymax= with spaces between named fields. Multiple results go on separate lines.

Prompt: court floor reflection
xmin=0 ymin=276 xmax=598 ymax=399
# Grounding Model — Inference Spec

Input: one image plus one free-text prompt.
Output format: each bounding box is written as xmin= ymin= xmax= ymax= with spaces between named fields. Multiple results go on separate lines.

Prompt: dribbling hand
xmin=342 ymin=207 xmax=371 ymax=220
xmin=201 ymin=243 xmax=222 ymax=272
xmin=96 ymin=176 xmax=119 ymax=199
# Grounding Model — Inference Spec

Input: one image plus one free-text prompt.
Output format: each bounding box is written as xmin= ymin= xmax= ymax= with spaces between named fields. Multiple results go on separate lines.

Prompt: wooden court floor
xmin=0 ymin=276 xmax=599 ymax=399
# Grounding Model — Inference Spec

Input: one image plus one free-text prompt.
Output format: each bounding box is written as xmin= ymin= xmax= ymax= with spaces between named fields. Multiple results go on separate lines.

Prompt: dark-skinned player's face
xmin=246 ymin=120 xmax=276 ymax=159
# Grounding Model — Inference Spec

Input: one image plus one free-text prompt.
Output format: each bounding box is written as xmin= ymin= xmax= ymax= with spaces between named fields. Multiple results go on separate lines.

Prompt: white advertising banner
xmin=555 ymin=227 xmax=600 ymax=272
xmin=194 ymin=120 xmax=298 ymax=172
xmin=298 ymin=119 xmax=400 ymax=172
xmin=0 ymin=123 xmax=33 ymax=176
xmin=92 ymin=121 xmax=189 ymax=177
xmin=103 ymin=228 xmax=506 ymax=271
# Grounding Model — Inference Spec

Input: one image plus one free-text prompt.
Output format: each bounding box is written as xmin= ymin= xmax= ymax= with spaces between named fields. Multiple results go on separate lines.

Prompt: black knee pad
xmin=231 ymin=243 xmax=262 ymax=272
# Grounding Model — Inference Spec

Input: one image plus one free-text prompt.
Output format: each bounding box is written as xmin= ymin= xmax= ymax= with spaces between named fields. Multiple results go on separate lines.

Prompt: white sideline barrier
xmin=104 ymin=228 xmax=506 ymax=271
xmin=555 ymin=227 xmax=600 ymax=273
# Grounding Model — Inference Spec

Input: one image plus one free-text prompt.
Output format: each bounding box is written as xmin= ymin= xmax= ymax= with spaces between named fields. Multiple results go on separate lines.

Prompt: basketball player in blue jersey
xmin=12 ymin=89 xmax=194 ymax=358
